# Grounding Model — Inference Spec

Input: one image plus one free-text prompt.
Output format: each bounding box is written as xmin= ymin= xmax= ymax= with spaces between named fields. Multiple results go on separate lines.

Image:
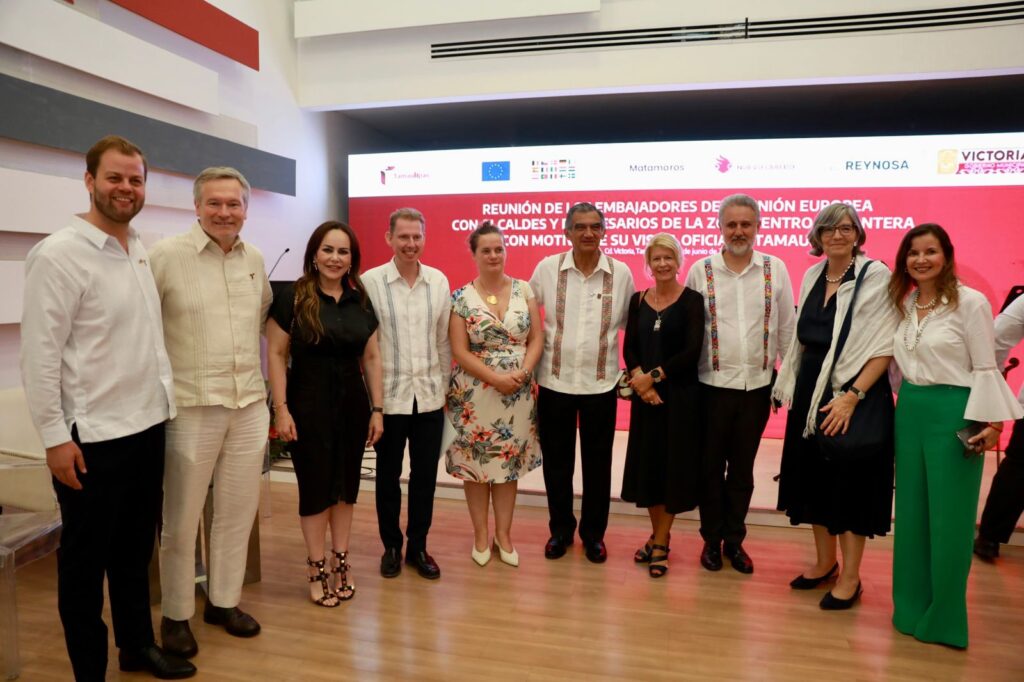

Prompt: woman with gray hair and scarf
xmin=773 ymin=202 xmax=899 ymax=610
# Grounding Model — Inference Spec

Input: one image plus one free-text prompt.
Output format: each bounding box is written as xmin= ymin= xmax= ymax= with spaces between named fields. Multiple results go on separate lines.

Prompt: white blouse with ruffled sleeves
xmin=893 ymin=285 xmax=1024 ymax=422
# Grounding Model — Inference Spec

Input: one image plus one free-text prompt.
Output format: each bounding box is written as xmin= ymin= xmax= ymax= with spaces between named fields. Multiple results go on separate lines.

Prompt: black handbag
xmin=813 ymin=261 xmax=894 ymax=461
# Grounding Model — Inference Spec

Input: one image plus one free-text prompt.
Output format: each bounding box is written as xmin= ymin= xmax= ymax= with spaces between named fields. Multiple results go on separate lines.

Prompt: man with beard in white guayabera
xmin=684 ymin=193 xmax=796 ymax=575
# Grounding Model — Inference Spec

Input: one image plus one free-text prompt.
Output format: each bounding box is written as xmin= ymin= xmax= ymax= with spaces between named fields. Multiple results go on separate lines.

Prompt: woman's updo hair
xmin=468 ymin=221 xmax=503 ymax=253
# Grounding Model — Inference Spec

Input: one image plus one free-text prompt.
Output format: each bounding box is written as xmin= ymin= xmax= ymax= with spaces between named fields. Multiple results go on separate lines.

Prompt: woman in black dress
xmin=773 ymin=203 xmax=897 ymax=610
xmin=621 ymin=234 xmax=704 ymax=578
xmin=267 ymin=221 xmax=384 ymax=607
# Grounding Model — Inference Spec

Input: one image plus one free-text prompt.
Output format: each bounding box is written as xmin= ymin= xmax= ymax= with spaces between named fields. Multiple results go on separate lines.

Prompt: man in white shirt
xmin=974 ymin=292 xmax=1024 ymax=561
xmin=20 ymin=136 xmax=195 ymax=680
xmin=684 ymin=193 xmax=796 ymax=574
xmin=150 ymin=167 xmax=272 ymax=661
xmin=363 ymin=208 xmax=452 ymax=580
xmin=530 ymin=202 xmax=635 ymax=562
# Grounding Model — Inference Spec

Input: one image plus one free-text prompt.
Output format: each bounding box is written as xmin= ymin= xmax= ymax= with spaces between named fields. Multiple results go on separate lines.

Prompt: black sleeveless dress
xmin=270 ymin=283 xmax=378 ymax=516
xmin=776 ymin=267 xmax=894 ymax=537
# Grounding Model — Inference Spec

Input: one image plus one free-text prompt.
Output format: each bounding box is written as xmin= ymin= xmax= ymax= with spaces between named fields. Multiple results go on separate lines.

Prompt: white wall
xmin=0 ymin=0 xmax=336 ymax=389
xmin=297 ymin=0 xmax=1024 ymax=109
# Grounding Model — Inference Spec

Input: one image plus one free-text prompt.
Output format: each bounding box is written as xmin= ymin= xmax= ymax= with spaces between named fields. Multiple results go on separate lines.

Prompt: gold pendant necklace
xmin=477 ymin=278 xmax=501 ymax=305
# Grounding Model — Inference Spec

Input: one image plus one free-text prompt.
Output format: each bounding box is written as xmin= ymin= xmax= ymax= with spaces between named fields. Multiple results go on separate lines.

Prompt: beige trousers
xmin=159 ymin=401 xmax=269 ymax=620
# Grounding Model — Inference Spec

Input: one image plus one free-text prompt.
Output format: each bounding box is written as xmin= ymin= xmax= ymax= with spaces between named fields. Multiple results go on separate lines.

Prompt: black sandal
xmin=331 ymin=550 xmax=356 ymax=601
xmin=306 ymin=557 xmax=340 ymax=608
xmin=634 ymin=535 xmax=655 ymax=563
xmin=634 ymin=532 xmax=670 ymax=563
xmin=648 ymin=544 xmax=670 ymax=578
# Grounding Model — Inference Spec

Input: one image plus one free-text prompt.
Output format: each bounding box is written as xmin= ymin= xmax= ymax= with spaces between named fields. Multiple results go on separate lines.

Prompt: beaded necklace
xmin=903 ymin=290 xmax=941 ymax=352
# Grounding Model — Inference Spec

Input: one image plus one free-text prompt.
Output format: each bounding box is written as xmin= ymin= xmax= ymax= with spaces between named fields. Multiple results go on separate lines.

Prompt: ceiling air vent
xmin=431 ymin=1 xmax=1024 ymax=59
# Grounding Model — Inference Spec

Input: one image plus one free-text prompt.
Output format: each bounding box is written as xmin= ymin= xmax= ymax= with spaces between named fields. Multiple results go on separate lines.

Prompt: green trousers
xmin=892 ymin=382 xmax=982 ymax=649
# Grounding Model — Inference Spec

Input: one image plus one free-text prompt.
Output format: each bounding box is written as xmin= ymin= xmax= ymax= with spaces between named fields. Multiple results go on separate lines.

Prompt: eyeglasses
xmin=571 ymin=223 xmax=604 ymax=234
xmin=821 ymin=224 xmax=856 ymax=237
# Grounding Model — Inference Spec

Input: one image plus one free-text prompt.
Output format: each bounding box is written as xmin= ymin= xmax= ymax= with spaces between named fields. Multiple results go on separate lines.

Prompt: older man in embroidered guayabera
xmin=684 ymin=194 xmax=796 ymax=576
xmin=149 ymin=167 xmax=273 ymax=665
xmin=529 ymin=202 xmax=635 ymax=563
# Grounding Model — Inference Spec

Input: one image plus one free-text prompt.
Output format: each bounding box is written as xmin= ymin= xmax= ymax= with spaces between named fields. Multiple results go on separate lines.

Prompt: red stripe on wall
xmin=110 ymin=0 xmax=259 ymax=70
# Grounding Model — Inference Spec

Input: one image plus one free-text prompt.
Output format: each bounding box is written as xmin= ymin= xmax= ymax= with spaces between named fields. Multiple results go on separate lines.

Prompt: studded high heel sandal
xmin=331 ymin=550 xmax=356 ymax=601
xmin=306 ymin=557 xmax=340 ymax=608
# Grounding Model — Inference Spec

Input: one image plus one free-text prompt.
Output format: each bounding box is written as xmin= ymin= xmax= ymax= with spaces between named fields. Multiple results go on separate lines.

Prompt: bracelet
xmin=371 ymin=406 xmax=384 ymax=414
xmin=988 ymin=422 xmax=1004 ymax=432
xmin=274 ymin=402 xmax=287 ymax=410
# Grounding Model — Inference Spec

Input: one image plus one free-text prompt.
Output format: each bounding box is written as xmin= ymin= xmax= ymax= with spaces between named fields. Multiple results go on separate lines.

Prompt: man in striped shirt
xmin=363 ymin=208 xmax=452 ymax=580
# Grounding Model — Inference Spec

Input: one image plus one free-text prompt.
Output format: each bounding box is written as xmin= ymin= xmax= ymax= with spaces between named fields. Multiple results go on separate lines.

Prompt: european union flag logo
xmin=482 ymin=161 xmax=510 ymax=181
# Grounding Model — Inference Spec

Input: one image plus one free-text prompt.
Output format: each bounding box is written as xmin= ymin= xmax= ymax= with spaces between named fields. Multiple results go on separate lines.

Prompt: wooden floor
xmin=11 ymin=482 xmax=1024 ymax=681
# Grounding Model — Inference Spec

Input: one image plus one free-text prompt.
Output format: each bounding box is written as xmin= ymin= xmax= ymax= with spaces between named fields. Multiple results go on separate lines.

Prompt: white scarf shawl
xmin=772 ymin=255 xmax=899 ymax=438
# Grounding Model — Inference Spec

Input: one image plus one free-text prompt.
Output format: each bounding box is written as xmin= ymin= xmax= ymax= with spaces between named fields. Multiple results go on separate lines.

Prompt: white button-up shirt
xmin=530 ymin=250 xmax=635 ymax=395
xmin=894 ymin=285 xmax=1023 ymax=422
xmin=995 ymin=293 xmax=1024 ymax=408
xmin=20 ymin=215 xmax=175 ymax=447
xmin=363 ymin=259 xmax=452 ymax=414
xmin=149 ymin=222 xmax=271 ymax=409
xmin=684 ymin=250 xmax=796 ymax=391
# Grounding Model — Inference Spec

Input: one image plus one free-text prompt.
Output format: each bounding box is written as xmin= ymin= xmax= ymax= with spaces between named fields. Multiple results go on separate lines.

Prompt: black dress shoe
xmin=405 ymin=550 xmax=441 ymax=580
xmin=544 ymin=535 xmax=573 ymax=560
xmin=160 ymin=617 xmax=198 ymax=659
xmin=583 ymin=539 xmax=608 ymax=564
xmin=700 ymin=541 xmax=723 ymax=571
xmin=723 ymin=543 xmax=754 ymax=574
xmin=118 ymin=644 xmax=197 ymax=679
xmin=820 ymin=582 xmax=862 ymax=610
xmin=789 ymin=562 xmax=839 ymax=590
xmin=202 ymin=603 xmax=261 ymax=637
xmin=973 ymin=536 xmax=1000 ymax=561
xmin=380 ymin=547 xmax=402 ymax=577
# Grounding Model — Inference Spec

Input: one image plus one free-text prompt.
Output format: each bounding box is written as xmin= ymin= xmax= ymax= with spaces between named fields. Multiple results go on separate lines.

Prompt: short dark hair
xmin=468 ymin=221 xmax=502 ymax=253
xmin=86 ymin=135 xmax=147 ymax=179
xmin=564 ymin=202 xmax=605 ymax=233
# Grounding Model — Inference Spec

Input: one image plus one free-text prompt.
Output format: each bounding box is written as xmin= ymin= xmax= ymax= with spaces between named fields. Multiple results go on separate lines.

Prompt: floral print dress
xmin=445 ymin=279 xmax=542 ymax=483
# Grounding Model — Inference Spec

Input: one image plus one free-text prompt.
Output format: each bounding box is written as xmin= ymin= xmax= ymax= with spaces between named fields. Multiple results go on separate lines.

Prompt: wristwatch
xmin=847 ymin=387 xmax=866 ymax=401
xmin=371 ymin=406 xmax=384 ymax=413
xmin=650 ymin=368 xmax=663 ymax=383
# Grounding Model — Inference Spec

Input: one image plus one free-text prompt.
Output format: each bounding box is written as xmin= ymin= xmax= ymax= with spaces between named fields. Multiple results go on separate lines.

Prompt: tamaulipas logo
xmin=939 ymin=148 xmax=1024 ymax=174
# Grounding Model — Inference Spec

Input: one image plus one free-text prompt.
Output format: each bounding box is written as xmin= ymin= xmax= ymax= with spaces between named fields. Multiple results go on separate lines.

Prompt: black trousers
xmin=373 ymin=403 xmax=443 ymax=555
xmin=698 ymin=383 xmax=772 ymax=546
xmin=54 ymin=422 xmax=165 ymax=682
xmin=978 ymin=417 xmax=1024 ymax=544
xmin=538 ymin=386 xmax=617 ymax=543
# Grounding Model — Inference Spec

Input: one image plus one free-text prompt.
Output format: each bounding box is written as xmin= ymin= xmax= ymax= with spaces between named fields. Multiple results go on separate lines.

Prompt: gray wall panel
xmin=0 ymin=73 xmax=296 ymax=196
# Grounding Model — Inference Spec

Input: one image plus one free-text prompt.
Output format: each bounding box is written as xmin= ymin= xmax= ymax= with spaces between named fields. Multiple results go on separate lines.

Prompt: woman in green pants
xmin=889 ymin=224 xmax=1023 ymax=648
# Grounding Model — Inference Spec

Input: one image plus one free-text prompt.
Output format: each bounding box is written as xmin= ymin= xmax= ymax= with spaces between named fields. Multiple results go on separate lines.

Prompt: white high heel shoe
xmin=493 ymin=539 xmax=519 ymax=567
xmin=471 ymin=543 xmax=492 ymax=567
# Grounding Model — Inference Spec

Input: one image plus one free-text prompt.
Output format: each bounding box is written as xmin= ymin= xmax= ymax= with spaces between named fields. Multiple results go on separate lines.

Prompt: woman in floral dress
xmin=445 ymin=222 xmax=543 ymax=568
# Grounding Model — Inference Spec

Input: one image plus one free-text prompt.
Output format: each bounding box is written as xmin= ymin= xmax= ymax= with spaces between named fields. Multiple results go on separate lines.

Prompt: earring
xmin=313 ymin=262 xmax=318 ymax=271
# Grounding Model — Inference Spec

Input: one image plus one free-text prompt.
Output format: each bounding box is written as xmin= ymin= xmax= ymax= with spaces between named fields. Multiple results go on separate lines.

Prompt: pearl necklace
xmin=824 ymin=258 xmax=854 ymax=283
xmin=903 ymin=290 xmax=942 ymax=352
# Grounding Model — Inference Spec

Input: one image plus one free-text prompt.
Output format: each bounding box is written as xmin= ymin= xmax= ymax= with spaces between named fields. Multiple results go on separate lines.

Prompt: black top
xmin=623 ymin=287 xmax=704 ymax=398
xmin=270 ymin=282 xmax=377 ymax=356
xmin=269 ymin=282 xmax=378 ymax=397
xmin=796 ymin=265 xmax=857 ymax=351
